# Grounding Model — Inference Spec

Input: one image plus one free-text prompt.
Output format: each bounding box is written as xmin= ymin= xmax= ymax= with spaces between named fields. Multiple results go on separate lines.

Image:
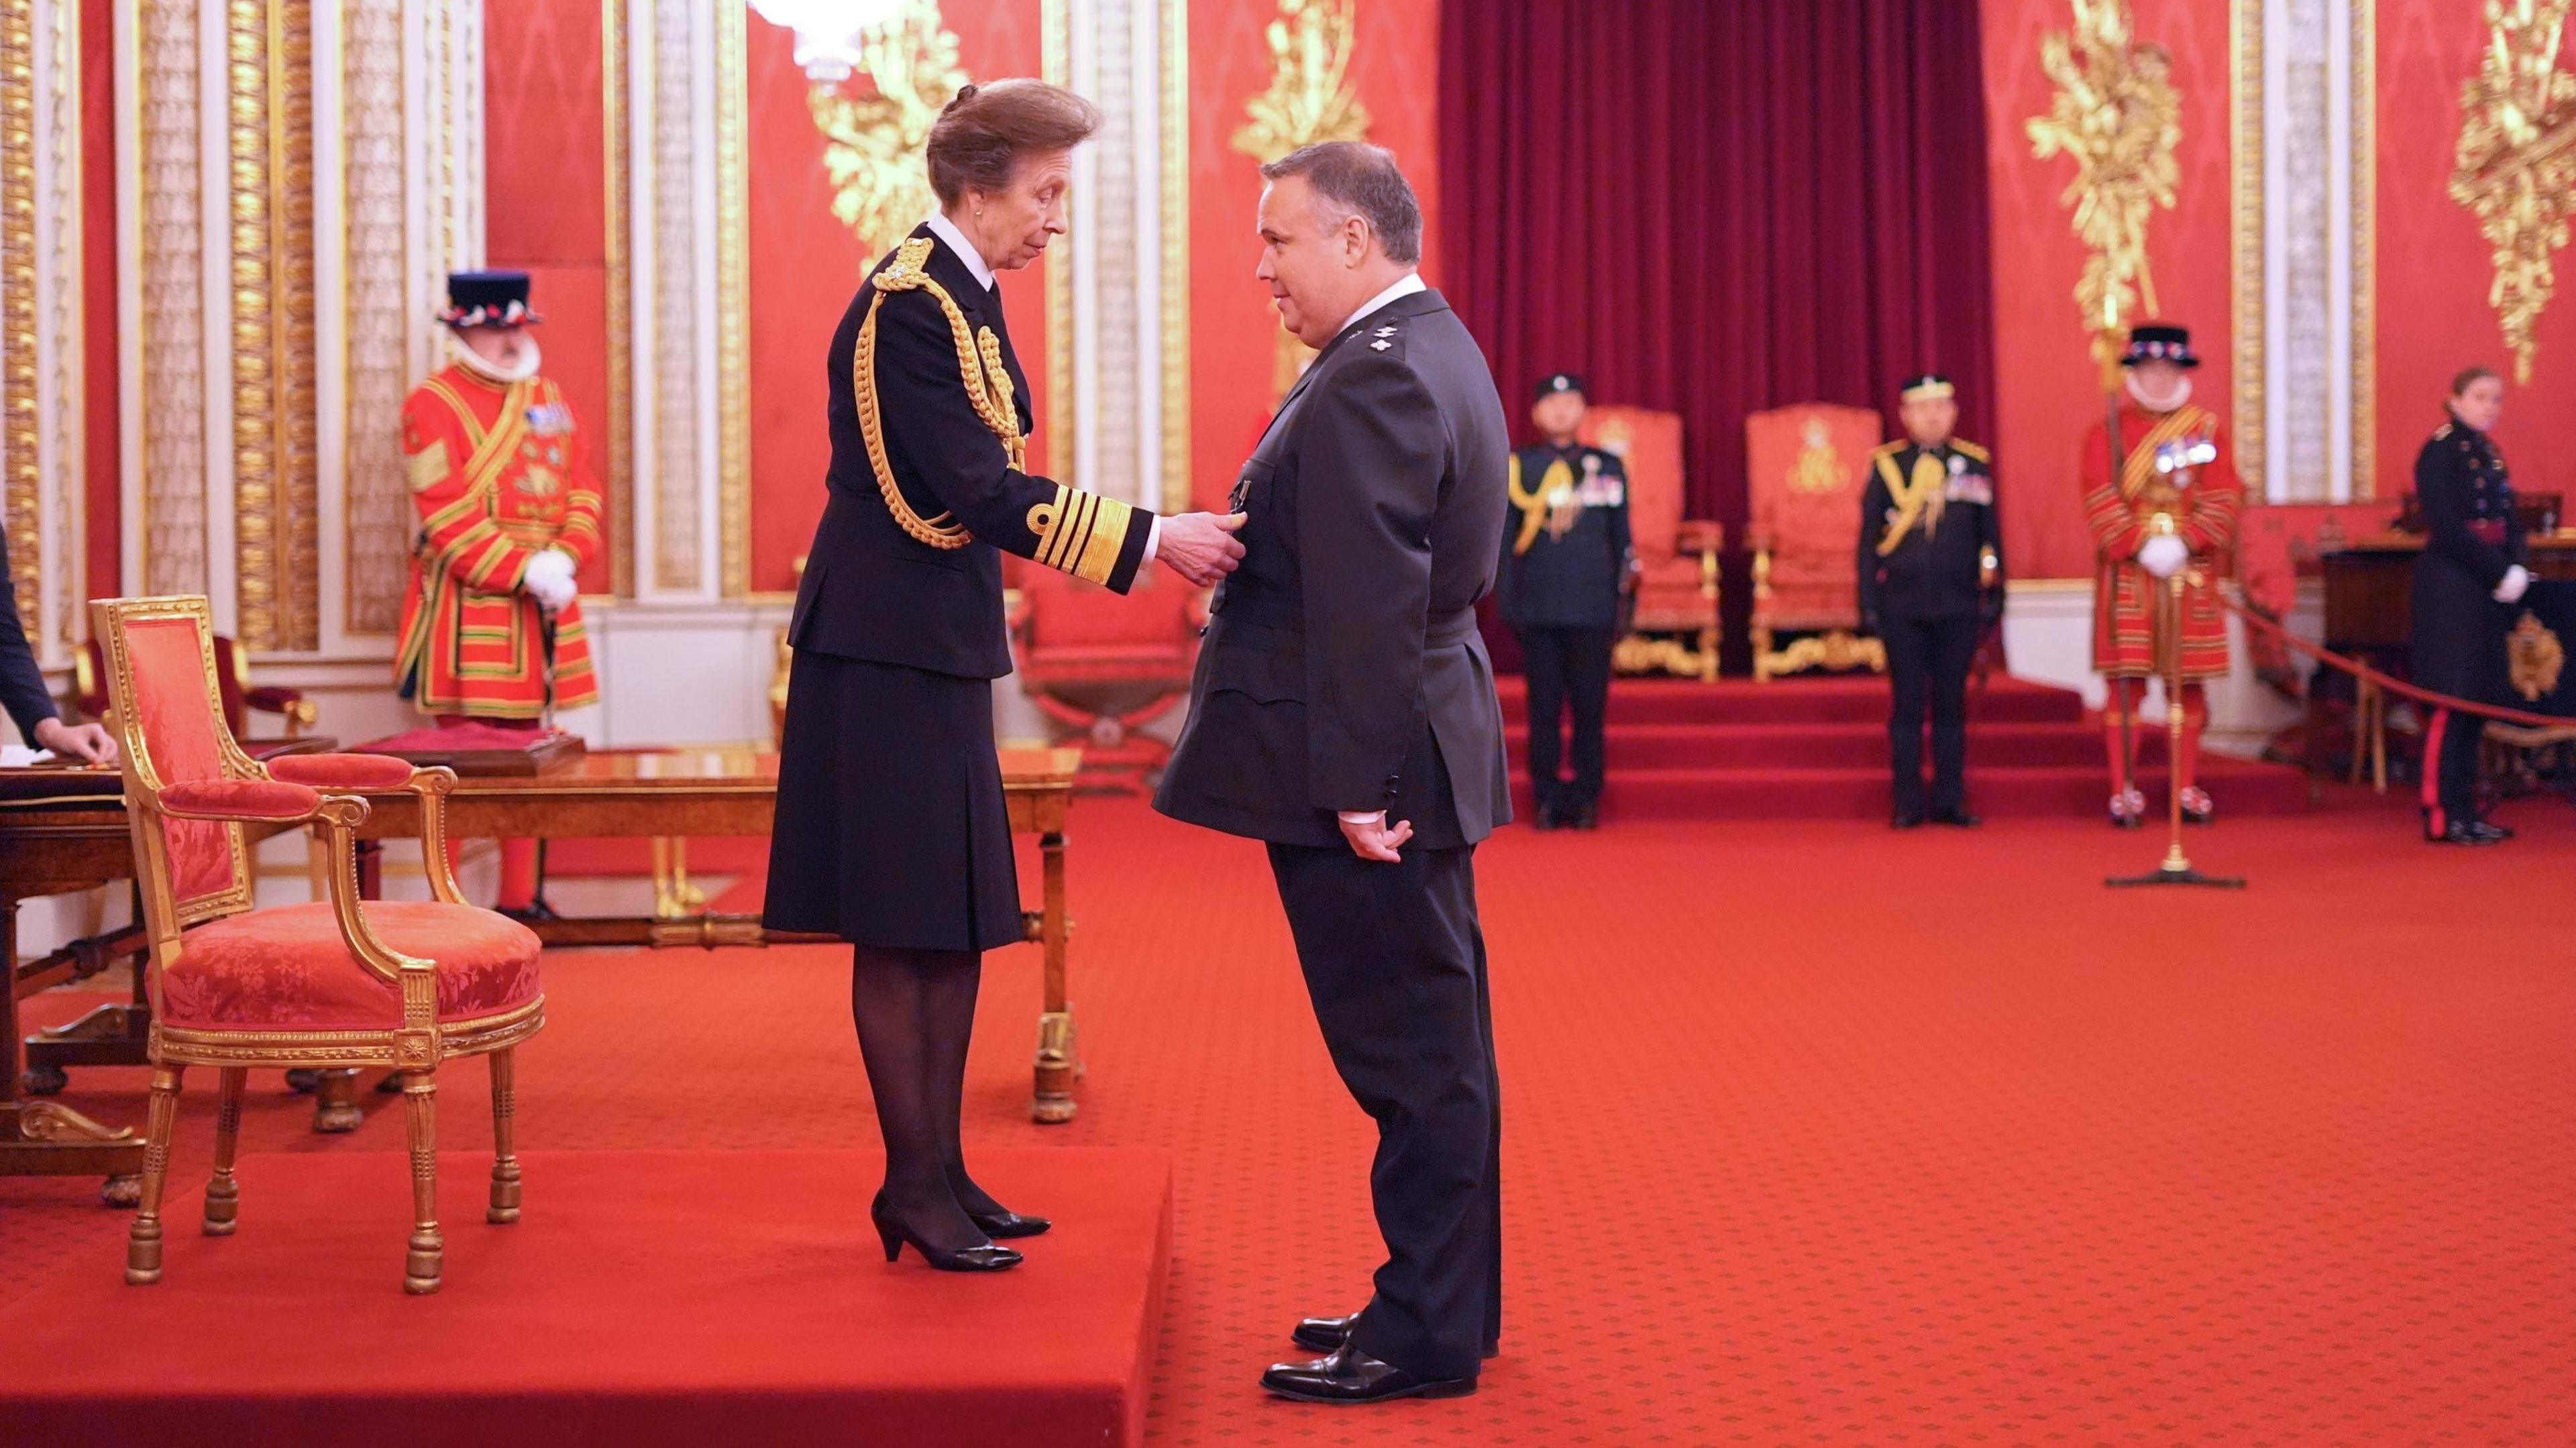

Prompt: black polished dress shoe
xmin=1890 ymin=805 xmax=1926 ymax=830
xmin=1292 ymin=1314 xmax=1499 ymax=1359
xmin=2475 ymin=819 xmax=2516 ymax=842
xmin=1260 ymin=1341 xmax=1477 ymax=1404
xmin=2426 ymin=820 xmax=2506 ymax=846
xmin=1929 ymin=807 xmax=1982 ymax=828
xmin=1293 ymin=1314 xmax=1355 ymax=1353
xmin=1570 ymin=802 xmax=1599 ymax=830
xmin=967 ymin=1209 xmax=1051 ymax=1239
xmin=1530 ymin=803 xmax=1561 ymax=831
xmin=870 ymin=1194 xmax=1022 ymax=1272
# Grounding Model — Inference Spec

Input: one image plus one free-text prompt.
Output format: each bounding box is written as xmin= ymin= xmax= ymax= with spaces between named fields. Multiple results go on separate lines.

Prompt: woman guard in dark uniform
xmin=2411 ymin=366 xmax=2529 ymax=845
xmin=764 ymin=80 xmax=1244 ymax=1269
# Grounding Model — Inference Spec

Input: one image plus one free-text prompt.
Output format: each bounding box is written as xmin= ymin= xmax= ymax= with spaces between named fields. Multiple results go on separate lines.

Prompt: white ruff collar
xmin=450 ymin=333 xmax=542 ymax=385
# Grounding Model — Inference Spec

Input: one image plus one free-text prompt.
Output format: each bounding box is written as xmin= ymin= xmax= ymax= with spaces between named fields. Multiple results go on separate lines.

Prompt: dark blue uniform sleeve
xmin=0 ymin=528 xmax=60 ymax=740
xmin=1295 ymin=353 xmax=1443 ymax=813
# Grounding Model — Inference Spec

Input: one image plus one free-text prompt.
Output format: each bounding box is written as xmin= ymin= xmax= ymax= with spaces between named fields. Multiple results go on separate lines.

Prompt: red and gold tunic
xmin=2082 ymin=402 xmax=2241 ymax=680
xmin=394 ymin=366 xmax=604 ymax=718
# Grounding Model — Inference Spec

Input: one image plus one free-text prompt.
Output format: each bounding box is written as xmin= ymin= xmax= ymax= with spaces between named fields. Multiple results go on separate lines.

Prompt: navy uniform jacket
xmin=1856 ymin=438 xmax=2004 ymax=623
xmin=1155 ymin=286 xmax=1513 ymax=849
xmin=788 ymin=224 xmax=1150 ymax=680
xmin=0 ymin=527 xmax=58 ymax=740
xmin=2410 ymin=419 xmax=2526 ymax=699
xmin=1496 ymin=442 xmax=1631 ymax=630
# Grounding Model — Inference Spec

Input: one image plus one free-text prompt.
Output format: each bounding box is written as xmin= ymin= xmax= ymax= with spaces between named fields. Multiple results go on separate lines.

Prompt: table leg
xmin=2 ymin=897 xmax=146 ymax=1202
xmin=1030 ymin=828 xmax=1077 ymax=1124
xmin=311 ymin=1068 xmax=366 ymax=1133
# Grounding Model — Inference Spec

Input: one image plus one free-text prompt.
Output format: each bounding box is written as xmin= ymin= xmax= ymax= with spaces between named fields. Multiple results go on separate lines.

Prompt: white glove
xmin=2493 ymin=563 xmax=2532 ymax=604
xmin=2136 ymin=533 xmax=2190 ymax=579
xmin=521 ymin=548 xmax=578 ymax=612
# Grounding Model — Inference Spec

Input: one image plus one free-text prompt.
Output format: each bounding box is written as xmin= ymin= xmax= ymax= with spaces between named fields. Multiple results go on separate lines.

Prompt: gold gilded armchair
xmin=1585 ymin=406 xmax=1723 ymax=680
xmin=92 ymin=596 xmax=545 ymax=1294
xmin=1746 ymin=403 xmax=1886 ymax=680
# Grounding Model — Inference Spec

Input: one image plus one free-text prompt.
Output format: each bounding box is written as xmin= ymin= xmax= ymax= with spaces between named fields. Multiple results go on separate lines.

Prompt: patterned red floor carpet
xmin=7 ymin=791 xmax=2573 ymax=1443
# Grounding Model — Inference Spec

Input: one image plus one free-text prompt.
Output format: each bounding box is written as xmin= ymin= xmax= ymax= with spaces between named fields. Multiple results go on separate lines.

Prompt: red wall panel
xmin=484 ymin=0 xmax=613 ymax=593
xmin=1188 ymin=0 xmax=1442 ymax=512
xmin=82 ymin=0 xmax=117 ymax=599
xmin=746 ymin=5 xmax=1053 ymax=593
xmin=2374 ymin=0 xmax=2576 ymax=497
xmin=1981 ymin=0 xmax=2236 ymax=579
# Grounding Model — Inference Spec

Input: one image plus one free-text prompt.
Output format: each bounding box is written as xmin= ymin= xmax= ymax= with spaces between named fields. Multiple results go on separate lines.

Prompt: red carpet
xmin=6 ymin=794 xmax=2572 ymax=1442
xmin=1503 ymin=675 xmax=2311 ymax=820
xmin=0 ymin=1148 xmax=1171 ymax=1447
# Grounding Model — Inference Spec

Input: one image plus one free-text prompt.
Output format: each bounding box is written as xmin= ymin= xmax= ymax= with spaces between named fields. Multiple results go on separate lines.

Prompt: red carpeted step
xmin=1511 ymin=757 xmax=2310 ymax=821
xmin=1497 ymin=674 xmax=2087 ymax=726
xmin=0 ymin=1148 xmax=1173 ymax=1448
xmin=1508 ymin=720 xmax=2177 ymax=771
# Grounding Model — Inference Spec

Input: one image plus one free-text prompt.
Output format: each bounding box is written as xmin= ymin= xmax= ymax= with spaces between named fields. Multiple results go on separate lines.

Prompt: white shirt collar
xmin=923 ymin=211 xmax=996 ymax=292
xmin=1337 ymin=272 xmax=1426 ymax=337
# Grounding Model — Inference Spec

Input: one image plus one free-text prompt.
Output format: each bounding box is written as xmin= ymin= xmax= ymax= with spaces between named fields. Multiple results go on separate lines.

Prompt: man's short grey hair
xmin=1259 ymin=141 xmax=1423 ymax=266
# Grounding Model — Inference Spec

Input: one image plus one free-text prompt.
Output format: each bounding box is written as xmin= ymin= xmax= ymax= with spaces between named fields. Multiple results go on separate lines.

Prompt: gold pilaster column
xmin=227 ymin=0 xmax=318 ymax=652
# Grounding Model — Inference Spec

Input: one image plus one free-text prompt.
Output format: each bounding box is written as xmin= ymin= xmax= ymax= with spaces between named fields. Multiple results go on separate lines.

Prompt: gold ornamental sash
xmin=1872 ymin=446 xmax=1947 ymax=556
xmin=1506 ymin=453 xmax=1576 ymax=557
xmin=2120 ymin=404 xmax=2215 ymax=502
xmin=853 ymin=237 xmax=1026 ymax=550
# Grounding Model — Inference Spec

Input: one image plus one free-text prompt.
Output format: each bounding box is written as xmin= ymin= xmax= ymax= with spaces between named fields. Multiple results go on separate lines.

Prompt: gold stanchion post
xmin=2108 ymin=511 xmax=2245 ymax=889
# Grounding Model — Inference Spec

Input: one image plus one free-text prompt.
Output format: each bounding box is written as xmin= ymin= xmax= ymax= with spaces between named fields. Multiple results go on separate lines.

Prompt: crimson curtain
xmin=1440 ymin=0 xmax=1998 ymax=666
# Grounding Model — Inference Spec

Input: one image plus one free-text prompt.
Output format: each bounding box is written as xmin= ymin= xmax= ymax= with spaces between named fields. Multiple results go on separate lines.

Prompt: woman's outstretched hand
xmin=1157 ymin=512 xmax=1248 ymax=587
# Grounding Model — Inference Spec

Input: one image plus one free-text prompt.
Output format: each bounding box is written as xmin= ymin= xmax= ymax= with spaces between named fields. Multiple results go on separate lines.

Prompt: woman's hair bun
xmin=945 ymin=84 xmax=979 ymax=113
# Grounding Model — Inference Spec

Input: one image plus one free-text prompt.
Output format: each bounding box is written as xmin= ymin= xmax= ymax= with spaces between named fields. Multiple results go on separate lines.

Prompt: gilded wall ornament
xmin=1232 ymin=0 xmax=1370 ymax=398
xmin=2508 ymin=608 xmax=2564 ymax=700
xmin=806 ymin=1 xmax=969 ymax=264
xmin=2027 ymin=0 xmax=2180 ymax=347
xmin=2451 ymin=0 xmax=2576 ymax=384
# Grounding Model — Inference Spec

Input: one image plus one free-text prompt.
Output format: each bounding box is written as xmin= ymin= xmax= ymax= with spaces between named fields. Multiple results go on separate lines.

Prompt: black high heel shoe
xmin=967 ymin=1209 xmax=1052 ymax=1239
xmin=871 ymin=1194 xmax=1022 ymax=1272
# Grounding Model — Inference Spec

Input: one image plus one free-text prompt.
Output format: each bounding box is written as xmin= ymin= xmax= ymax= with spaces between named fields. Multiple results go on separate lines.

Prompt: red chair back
xmin=90 ymin=596 xmax=260 ymax=924
xmin=1580 ymin=406 xmax=1686 ymax=561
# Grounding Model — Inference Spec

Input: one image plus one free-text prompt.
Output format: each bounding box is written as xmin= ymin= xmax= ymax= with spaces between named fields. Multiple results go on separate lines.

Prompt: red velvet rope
xmin=2218 ymin=594 xmax=2576 ymax=729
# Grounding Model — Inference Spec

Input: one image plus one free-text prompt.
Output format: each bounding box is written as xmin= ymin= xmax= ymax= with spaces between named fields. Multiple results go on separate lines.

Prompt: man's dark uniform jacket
xmin=1856 ymin=437 xmax=2004 ymax=627
xmin=1496 ymin=441 xmax=1631 ymax=629
xmin=787 ymin=223 xmax=1150 ymax=681
xmin=1157 ymin=287 xmax=1512 ymax=847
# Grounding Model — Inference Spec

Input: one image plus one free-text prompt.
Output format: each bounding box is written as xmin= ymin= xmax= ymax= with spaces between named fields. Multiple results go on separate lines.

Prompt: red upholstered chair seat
xmin=160 ymin=901 xmax=543 ymax=1032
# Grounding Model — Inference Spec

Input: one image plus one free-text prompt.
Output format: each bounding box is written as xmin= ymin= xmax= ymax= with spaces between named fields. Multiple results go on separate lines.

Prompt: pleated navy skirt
xmin=762 ymin=650 xmax=1023 ymax=952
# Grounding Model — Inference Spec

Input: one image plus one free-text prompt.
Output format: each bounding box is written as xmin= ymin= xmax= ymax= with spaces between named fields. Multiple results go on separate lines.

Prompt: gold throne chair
xmin=1746 ymin=403 xmax=1887 ymax=680
xmin=92 ymin=594 xmax=545 ymax=1294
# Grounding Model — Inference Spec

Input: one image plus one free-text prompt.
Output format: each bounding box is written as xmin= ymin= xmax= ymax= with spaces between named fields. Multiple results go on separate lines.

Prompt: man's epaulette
xmin=1951 ymin=439 xmax=1990 ymax=463
xmin=2432 ymin=422 xmax=2454 ymax=440
xmin=1868 ymin=439 xmax=1907 ymax=459
xmin=1355 ymin=318 xmax=1409 ymax=359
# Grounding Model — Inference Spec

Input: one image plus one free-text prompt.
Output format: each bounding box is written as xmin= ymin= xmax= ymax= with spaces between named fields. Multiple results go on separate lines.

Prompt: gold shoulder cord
xmin=853 ymin=237 xmax=1028 ymax=549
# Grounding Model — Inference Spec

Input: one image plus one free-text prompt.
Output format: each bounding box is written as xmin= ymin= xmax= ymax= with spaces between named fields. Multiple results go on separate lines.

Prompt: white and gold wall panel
xmin=0 ymin=0 xmax=87 ymax=672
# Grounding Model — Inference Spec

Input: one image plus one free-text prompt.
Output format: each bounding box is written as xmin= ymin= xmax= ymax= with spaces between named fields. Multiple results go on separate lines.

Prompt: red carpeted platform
xmin=1501 ymin=673 xmax=2311 ymax=820
xmin=0 ymin=1147 xmax=1171 ymax=1448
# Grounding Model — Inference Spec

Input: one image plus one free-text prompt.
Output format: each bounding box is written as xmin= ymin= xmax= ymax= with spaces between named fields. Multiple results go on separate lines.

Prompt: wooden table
xmin=2308 ymin=533 xmax=2576 ymax=785
xmin=6 ymin=746 xmax=1091 ymax=1190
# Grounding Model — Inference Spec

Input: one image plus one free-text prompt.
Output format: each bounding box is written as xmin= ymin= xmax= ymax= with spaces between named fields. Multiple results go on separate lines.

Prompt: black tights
xmin=850 ymin=945 xmax=1010 ymax=1251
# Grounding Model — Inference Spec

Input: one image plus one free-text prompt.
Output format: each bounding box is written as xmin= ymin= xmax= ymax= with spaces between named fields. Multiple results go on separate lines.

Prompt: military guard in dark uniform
xmin=2411 ymin=366 xmax=2529 ymax=845
xmin=1859 ymin=374 xmax=2002 ymax=828
xmin=1497 ymin=372 xmax=1634 ymax=829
